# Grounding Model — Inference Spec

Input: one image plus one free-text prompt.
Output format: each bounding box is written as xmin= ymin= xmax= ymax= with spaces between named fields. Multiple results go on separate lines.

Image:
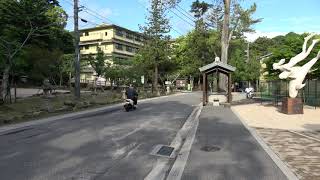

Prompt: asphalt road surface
xmin=0 ymin=93 xmax=201 ymax=180
xmin=181 ymin=106 xmax=288 ymax=180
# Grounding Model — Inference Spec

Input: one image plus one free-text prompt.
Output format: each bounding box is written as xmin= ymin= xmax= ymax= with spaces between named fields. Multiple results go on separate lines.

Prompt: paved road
xmin=181 ymin=106 xmax=288 ymax=180
xmin=0 ymin=93 xmax=201 ymax=180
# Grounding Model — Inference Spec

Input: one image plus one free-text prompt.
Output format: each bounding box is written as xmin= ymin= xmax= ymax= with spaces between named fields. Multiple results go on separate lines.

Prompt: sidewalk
xmin=232 ymin=103 xmax=320 ymax=179
xmin=181 ymin=106 xmax=290 ymax=180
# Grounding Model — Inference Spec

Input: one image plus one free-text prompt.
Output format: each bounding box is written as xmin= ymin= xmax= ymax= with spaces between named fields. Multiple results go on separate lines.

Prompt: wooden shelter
xmin=199 ymin=61 xmax=236 ymax=106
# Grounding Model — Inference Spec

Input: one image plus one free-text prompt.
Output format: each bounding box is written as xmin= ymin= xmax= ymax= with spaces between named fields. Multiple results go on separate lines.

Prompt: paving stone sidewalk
xmin=256 ymin=128 xmax=320 ymax=180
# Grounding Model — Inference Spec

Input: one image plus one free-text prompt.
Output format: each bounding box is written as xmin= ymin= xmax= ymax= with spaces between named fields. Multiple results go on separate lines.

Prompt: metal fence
xmin=258 ymin=79 xmax=320 ymax=107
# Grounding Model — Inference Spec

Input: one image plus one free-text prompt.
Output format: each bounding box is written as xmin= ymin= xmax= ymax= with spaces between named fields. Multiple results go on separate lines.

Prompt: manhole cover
xmin=150 ymin=145 xmax=175 ymax=158
xmin=157 ymin=146 xmax=174 ymax=156
xmin=200 ymin=145 xmax=221 ymax=152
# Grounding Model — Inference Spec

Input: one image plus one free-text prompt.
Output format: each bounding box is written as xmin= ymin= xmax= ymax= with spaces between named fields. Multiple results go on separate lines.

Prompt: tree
xmin=172 ymin=30 xmax=220 ymax=86
xmin=191 ymin=0 xmax=211 ymax=31
xmin=228 ymin=38 xmax=260 ymax=83
xmin=208 ymin=0 xmax=261 ymax=90
xmin=85 ymin=47 xmax=108 ymax=92
xmin=138 ymin=0 xmax=174 ymax=95
xmin=87 ymin=47 xmax=107 ymax=78
xmin=0 ymin=0 xmax=67 ymax=102
xmin=59 ymin=54 xmax=74 ymax=88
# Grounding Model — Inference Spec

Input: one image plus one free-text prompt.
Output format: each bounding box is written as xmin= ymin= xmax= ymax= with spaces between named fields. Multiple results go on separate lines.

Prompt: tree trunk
xmin=1 ymin=66 xmax=10 ymax=102
xmin=154 ymin=64 xmax=160 ymax=96
xmin=220 ymin=0 xmax=231 ymax=91
xmin=14 ymin=80 xmax=17 ymax=103
xmin=198 ymin=74 xmax=201 ymax=90
xmin=69 ymin=72 xmax=72 ymax=90
xmin=59 ymin=73 xmax=63 ymax=87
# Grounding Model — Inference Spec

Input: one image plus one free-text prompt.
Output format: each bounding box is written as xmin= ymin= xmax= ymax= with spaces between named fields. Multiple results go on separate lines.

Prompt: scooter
xmin=245 ymin=87 xmax=254 ymax=99
xmin=123 ymin=99 xmax=136 ymax=112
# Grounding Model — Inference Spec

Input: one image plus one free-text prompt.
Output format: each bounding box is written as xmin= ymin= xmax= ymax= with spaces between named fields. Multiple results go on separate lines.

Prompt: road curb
xmin=231 ymin=108 xmax=299 ymax=180
xmin=0 ymin=93 xmax=188 ymax=135
xmin=144 ymin=103 xmax=202 ymax=180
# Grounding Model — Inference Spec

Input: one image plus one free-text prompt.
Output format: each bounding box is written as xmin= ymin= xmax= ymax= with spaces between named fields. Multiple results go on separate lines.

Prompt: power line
xmin=62 ymin=0 xmax=115 ymax=25
xmin=135 ymin=0 xmax=185 ymax=36
xmin=175 ymin=4 xmax=196 ymax=22
xmin=165 ymin=6 xmax=194 ymax=27
xmin=171 ymin=28 xmax=184 ymax=36
xmin=68 ymin=16 xmax=99 ymax=26
xmin=80 ymin=6 xmax=116 ymax=24
xmin=175 ymin=3 xmax=215 ymax=29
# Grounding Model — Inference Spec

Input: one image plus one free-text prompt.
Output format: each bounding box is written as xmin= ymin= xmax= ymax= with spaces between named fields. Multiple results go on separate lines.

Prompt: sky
xmin=60 ymin=0 xmax=320 ymax=42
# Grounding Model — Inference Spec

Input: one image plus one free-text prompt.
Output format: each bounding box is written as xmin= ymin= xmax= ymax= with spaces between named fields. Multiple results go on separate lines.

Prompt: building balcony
xmin=80 ymin=49 xmax=95 ymax=55
xmin=114 ymin=49 xmax=135 ymax=57
xmin=80 ymin=35 xmax=103 ymax=42
xmin=114 ymin=35 xmax=143 ymax=46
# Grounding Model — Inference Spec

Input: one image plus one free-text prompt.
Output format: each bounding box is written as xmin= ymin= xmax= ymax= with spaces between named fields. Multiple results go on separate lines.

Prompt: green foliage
xmin=60 ymin=54 xmax=74 ymax=75
xmin=191 ymin=0 xmax=211 ymax=19
xmin=228 ymin=39 xmax=260 ymax=82
xmin=0 ymin=0 xmax=70 ymax=75
xmin=136 ymin=0 xmax=177 ymax=88
xmin=18 ymin=45 xmax=63 ymax=83
xmin=172 ymin=30 xmax=220 ymax=77
xmin=191 ymin=0 xmax=211 ymax=31
xmin=86 ymin=47 xmax=107 ymax=77
xmin=105 ymin=57 xmax=143 ymax=87
xmin=139 ymin=0 xmax=171 ymax=66
xmin=263 ymin=33 xmax=320 ymax=80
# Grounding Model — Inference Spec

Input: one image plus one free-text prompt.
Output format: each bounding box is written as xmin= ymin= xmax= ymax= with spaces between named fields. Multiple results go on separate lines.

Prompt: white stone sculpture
xmin=273 ymin=33 xmax=320 ymax=98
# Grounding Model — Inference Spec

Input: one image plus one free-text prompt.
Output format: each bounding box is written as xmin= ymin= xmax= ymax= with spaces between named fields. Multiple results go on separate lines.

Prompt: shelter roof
xmin=199 ymin=61 xmax=236 ymax=73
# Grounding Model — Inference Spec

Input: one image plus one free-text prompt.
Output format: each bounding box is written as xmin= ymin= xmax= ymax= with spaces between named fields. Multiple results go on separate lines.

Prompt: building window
xmin=116 ymin=29 xmax=123 ymax=37
xmin=85 ymin=45 xmax=89 ymax=50
xmin=126 ymin=46 xmax=133 ymax=52
xmin=135 ymin=36 xmax=141 ymax=42
xmin=84 ymin=32 xmax=89 ymax=36
xmin=105 ymin=32 xmax=108 ymax=36
xmin=115 ymin=44 xmax=123 ymax=50
xmin=126 ymin=33 xmax=133 ymax=39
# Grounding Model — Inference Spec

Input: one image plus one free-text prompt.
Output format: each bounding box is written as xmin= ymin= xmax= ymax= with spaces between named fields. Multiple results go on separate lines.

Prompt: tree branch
xmin=9 ymin=20 xmax=36 ymax=60
xmin=228 ymin=16 xmax=240 ymax=44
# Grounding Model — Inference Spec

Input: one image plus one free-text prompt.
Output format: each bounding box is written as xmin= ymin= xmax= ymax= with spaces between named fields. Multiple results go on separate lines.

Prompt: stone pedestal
xmin=282 ymin=97 xmax=303 ymax=114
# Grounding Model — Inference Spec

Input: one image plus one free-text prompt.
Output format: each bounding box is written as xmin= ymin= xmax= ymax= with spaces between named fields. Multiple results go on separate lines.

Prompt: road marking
xmin=166 ymin=105 xmax=203 ymax=180
xmin=144 ymin=103 xmax=202 ymax=180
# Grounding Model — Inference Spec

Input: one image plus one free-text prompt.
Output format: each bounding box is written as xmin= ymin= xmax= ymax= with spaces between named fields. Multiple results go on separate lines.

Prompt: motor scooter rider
xmin=125 ymin=84 xmax=138 ymax=106
xmin=245 ymin=86 xmax=254 ymax=98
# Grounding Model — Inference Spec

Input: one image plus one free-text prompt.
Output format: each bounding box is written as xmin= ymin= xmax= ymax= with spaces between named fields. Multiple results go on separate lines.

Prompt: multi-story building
xmin=79 ymin=24 xmax=143 ymax=82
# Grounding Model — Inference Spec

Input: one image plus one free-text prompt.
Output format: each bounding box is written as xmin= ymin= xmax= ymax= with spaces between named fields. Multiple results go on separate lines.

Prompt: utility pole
xmin=74 ymin=0 xmax=80 ymax=99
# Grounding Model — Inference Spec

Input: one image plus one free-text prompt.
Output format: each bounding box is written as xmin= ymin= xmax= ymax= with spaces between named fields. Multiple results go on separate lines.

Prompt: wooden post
xmin=202 ymin=73 xmax=206 ymax=106
xmin=216 ymin=70 xmax=219 ymax=92
xmin=205 ymin=74 xmax=208 ymax=103
xmin=228 ymin=73 xmax=232 ymax=103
